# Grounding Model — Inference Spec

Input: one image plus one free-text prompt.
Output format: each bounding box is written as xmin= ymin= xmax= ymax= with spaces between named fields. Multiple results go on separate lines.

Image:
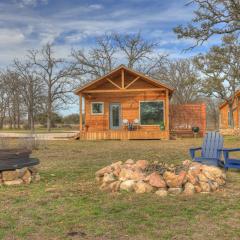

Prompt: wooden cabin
xmin=219 ymin=91 xmax=240 ymax=129
xmin=74 ymin=65 xmax=174 ymax=140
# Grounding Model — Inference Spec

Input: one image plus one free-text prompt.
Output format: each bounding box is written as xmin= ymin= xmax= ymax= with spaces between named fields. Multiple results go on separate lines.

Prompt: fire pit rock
xmin=0 ymin=167 xmax=40 ymax=186
xmin=0 ymin=149 xmax=40 ymax=186
xmin=95 ymin=160 xmax=226 ymax=196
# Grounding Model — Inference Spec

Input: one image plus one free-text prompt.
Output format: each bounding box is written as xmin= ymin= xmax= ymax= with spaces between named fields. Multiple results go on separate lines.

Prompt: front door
xmin=109 ymin=103 xmax=121 ymax=130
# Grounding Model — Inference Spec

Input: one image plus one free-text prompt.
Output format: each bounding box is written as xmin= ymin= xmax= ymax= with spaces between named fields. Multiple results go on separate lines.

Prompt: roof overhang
xmin=74 ymin=65 xmax=174 ymax=95
xmin=219 ymin=90 xmax=240 ymax=109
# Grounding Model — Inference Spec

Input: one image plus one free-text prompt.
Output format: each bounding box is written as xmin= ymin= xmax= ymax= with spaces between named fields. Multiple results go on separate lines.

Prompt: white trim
xmin=139 ymin=100 xmax=165 ymax=126
xmin=91 ymin=102 xmax=104 ymax=115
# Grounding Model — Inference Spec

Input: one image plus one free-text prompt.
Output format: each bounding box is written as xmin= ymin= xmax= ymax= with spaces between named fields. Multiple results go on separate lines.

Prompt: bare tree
xmin=194 ymin=34 xmax=240 ymax=128
xmin=174 ymin=0 xmax=240 ymax=48
xmin=113 ymin=32 xmax=165 ymax=73
xmin=13 ymin=59 xmax=44 ymax=131
xmin=0 ymin=75 xmax=7 ymax=129
xmin=1 ymin=70 xmax=23 ymax=129
xmin=28 ymin=43 xmax=73 ymax=131
xmin=71 ymin=35 xmax=116 ymax=81
xmin=155 ymin=59 xmax=201 ymax=104
xmin=205 ymin=97 xmax=220 ymax=130
xmin=71 ymin=32 xmax=167 ymax=81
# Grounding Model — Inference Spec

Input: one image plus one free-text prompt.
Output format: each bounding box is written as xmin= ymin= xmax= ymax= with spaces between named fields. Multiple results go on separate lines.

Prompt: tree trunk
xmin=47 ymin=103 xmax=52 ymax=132
xmin=17 ymin=102 xmax=21 ymax=129
xmin=47 ymin=90 xmax=52 ymax=132
xmin=47 ymin=111 xmax=51 ymax=132
xmin=0 ymin=118 xmax=3 ymax=129
xmin=27 ymin=107 xmax=35 ymax=132
xmin=30 ymin=112 xmax=34 ymax=133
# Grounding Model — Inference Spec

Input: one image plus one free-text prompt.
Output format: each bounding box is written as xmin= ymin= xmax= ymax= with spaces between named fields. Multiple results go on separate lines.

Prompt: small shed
xmin=74 ymin=65 xmax=174 ymax=140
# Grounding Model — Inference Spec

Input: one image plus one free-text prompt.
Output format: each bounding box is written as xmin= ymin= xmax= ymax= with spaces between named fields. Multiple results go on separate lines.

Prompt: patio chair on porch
xmin=133 ymin=119 xmax=140 ymax=131
xmin=189 ymin=132 xmax=224 ymax=167
xmin=122 ymin=119 xmax=129 ymax=130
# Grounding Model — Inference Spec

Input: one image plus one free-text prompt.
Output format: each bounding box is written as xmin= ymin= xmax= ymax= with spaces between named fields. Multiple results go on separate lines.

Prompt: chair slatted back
xmin=201 ymin=132 xmax=223 ymax=159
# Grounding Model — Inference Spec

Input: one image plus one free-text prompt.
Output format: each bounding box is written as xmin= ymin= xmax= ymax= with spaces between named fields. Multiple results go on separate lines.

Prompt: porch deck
xmin=80 ymin=130 xmax=169 ymax=140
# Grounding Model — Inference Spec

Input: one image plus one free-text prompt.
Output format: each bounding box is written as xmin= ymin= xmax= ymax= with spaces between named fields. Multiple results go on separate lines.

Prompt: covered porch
xmin=79 ymin=129 xmax=169 ymax=140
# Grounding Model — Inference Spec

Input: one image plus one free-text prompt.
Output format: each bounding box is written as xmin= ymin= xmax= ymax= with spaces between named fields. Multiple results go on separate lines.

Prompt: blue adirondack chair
xmin=189 ymin=132 xmax=224 ymax=167
xmin=222 ymin=148 xmax=240 ymax=170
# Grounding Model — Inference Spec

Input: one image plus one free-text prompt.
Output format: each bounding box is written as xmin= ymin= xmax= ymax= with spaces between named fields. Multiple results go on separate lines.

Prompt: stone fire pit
xmin=0 ymin=167 xmax=40 ymax=186
xmin=95 ymin=159 xmax=226 ymax=196
xmin=0 ymin=149 xmax=40 ymax=186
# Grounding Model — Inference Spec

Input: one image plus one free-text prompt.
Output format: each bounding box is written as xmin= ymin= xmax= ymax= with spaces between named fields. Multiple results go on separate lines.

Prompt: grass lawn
xmin=1 ymin=137 xmax=240 ymax=240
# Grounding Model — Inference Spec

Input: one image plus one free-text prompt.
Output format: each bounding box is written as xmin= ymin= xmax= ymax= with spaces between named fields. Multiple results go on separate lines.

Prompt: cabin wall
xmin=83 ymin=91 xmax=168 ymax=132
xmin=220 ymin=100 xmax=239 ymax=129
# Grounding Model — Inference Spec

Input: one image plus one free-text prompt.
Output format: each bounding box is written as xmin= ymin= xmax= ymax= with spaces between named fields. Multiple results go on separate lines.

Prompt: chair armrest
xmin=189 ymin=147 xmax=202 ymax=151
xmin=189 ymin=147 xmax=202 ymax=160
xmin=222 ymin=148 xmax=240 ymax=153
xmin=222 ymin=148 xmax=240 ymax=165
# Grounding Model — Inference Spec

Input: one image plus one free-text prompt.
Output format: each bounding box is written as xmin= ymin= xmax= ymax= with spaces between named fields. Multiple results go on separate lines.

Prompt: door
xmin=109 ymin=103 xmax=121 ymax=130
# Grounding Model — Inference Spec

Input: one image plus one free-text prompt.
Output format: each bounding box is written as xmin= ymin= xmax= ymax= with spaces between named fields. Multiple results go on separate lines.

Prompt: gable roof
xmin=74 ymin=65 xmax=174 ymax=95
xmin=219 ymin=90 xmax=240 ymax=109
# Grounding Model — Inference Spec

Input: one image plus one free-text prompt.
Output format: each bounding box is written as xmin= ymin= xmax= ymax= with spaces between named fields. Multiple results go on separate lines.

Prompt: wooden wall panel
xmin=169 ymin=103 xmax=206 ymax=137
xmin=220 ymin=102 xmax=239 ymax=129
xmin=84 ymin=91 xmax=167 ymax=132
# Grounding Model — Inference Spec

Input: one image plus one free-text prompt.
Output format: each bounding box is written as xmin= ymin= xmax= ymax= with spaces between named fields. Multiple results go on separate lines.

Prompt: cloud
xmin=15 ymin=0 xmax=48 ymax=8
xmin=89 ymin=4 xmax=103 ymax=10
xmin=0 ymin=28 xmax=25 ymax=44
xmin=64 ymin=32 xmax=87 ymax=44
xmin=0 ymin=0 xmax=215 ymax=115
xmin=0 ymin=0 xmax=212 ymax=69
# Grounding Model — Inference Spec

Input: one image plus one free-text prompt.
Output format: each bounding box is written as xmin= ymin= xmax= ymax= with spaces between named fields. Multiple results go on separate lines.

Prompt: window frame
xmin=91 ymin=102 xmax=104 ymax=115
xmin=228 ymin=111 xmax=231 ymax=127
xmin=139 ymin=100 xmax=165 ymax=126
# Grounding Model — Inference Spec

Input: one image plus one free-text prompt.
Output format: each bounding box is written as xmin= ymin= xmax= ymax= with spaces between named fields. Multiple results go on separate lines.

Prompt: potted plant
xmin=192 ymin=126 xmax=200 ymax=138
xmin=159 ymin=121 xmax=165 ymax=131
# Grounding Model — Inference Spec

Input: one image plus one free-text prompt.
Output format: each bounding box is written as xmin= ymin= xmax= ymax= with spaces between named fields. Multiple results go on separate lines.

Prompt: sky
xmin=0 ymin=0 xmax=221 ymax=115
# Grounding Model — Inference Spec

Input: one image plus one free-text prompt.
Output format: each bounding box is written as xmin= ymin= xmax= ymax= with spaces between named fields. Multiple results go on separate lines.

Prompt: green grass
xmin=1 ymin=137 xmax=240 ymax=239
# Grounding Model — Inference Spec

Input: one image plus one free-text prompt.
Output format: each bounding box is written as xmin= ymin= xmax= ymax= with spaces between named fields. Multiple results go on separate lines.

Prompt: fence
xmin=170 ymin=103 xmax=206 ymax=137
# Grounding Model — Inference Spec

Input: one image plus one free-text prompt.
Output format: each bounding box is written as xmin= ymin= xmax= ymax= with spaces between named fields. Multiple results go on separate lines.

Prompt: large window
xmin=140 ymin=101 xmax=164 ymax=125
xmin=91 ymin=102 xmax=104 ymax=115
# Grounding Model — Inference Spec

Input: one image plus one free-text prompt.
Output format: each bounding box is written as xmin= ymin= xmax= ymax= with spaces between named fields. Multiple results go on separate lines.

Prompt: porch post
xmin=79 ymin=93 xmax=83 ymax=132
xmin=165 ymin=89 xmax=170 ymax=138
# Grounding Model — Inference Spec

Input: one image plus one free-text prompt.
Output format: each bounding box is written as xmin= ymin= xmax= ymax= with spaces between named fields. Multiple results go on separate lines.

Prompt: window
xmin=91 ymin=102 xmax=104 ymax=115
xmin=140 ymin=101 xmax=164 ymax=125
xmin=228 ymin=111 xmax=231 ymax=126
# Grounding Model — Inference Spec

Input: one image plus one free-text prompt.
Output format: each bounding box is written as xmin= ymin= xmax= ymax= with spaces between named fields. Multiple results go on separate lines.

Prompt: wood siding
xmin=84 ymin=91 xmax=167 ymax=132
xmin=170 ymin=103 xmax=206 ymax=137
xmin=220 ymin=101 xmax=239 ymax=129
xmin=80 ymin=130 xmax=168 ymax=140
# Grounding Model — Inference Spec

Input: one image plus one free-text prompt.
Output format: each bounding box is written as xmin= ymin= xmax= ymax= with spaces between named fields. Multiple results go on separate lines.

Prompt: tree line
xmin=0 ymin=0 xmax=239 ymax=131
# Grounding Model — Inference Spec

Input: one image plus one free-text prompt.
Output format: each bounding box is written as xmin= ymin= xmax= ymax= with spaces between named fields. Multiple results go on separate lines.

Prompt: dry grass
xmin=0 ymin=137 xmax=240 ymax=239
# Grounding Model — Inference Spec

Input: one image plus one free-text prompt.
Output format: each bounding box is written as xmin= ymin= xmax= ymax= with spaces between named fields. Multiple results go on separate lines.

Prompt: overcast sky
xmin=0 ymin=0 xmax=221 ymax=115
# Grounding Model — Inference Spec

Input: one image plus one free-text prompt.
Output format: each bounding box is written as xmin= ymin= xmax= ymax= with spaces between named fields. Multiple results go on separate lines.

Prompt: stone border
xmin=96 ymin=160 xmax=226 ymax=196
xmin=0 ymin=167 xmax=40 ymax=186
